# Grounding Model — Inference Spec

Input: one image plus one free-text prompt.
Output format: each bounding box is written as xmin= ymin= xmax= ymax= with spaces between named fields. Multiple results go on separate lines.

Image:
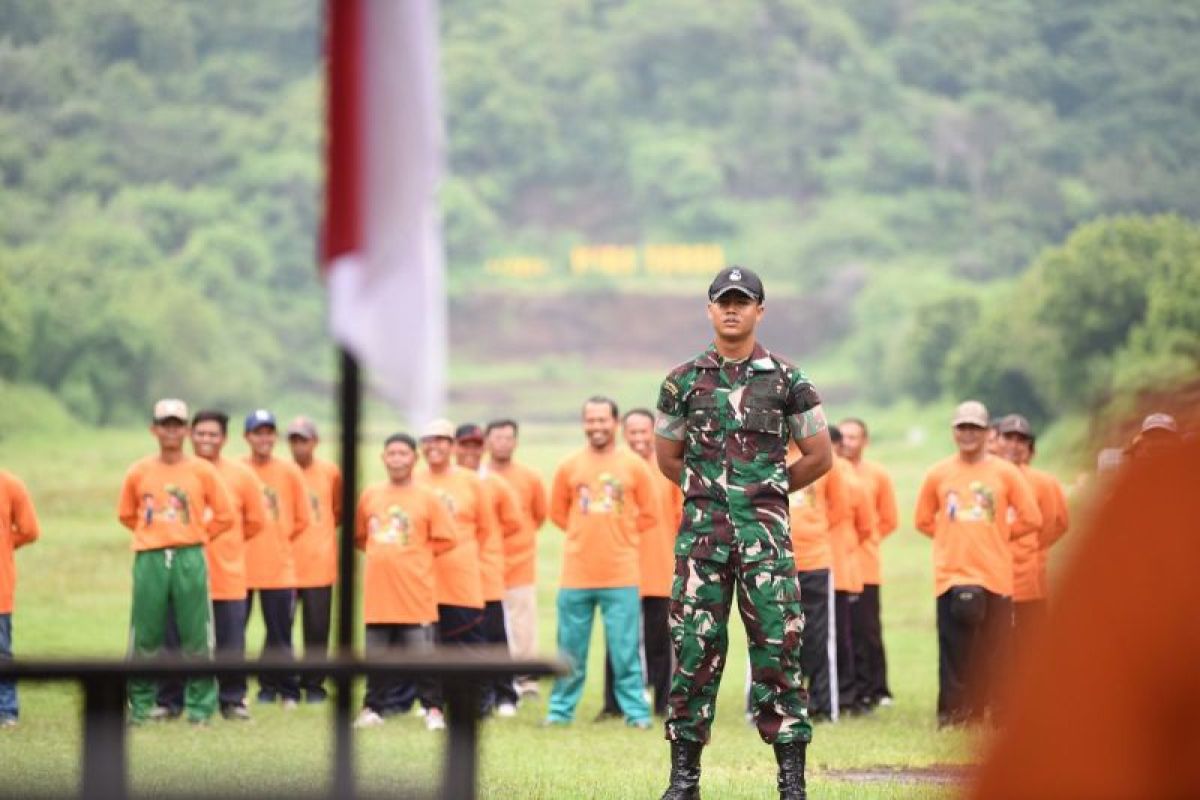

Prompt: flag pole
xmin=334 ymin=347 xmax=360 ymax=798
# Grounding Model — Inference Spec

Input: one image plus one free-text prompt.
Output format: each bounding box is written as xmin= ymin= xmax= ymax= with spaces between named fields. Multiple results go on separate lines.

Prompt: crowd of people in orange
xmin=8 ymin=398 xmax=1187 ymax=733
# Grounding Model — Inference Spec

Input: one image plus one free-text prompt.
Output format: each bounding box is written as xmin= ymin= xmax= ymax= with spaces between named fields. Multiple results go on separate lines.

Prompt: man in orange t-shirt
xmin=287 ymin=416 xmax=343 ymax=704
xmin=785 ymin=439 xmax=847 ymax=722
xmin=601 ymin=408 xmax=683 ymax=719
xmin=829 ymin=425 xmax=876 ymax=717
xmin=415 ymin=418 xmax=494 ymax=728
xmin=117 ymin=399 xmax=234 ymax=725
xmin=914 ymin=400 xmax=1041 ymax=727
xmin=546 ymin=397 xmax=658 ymax=728
xmin=839 ymin=417 xmax=899 ymax=709
xmin=485 ymin=418 xmax=547 ymax=697
xmin=996 ymin=414 xmax=1069 ymax=641
xmin=243 ymin=408 xmax=312 ymax=707
xmin=456 ymin=422 xmax=523 ymax=715
xmin=352 ymin=433 xmax=456 ymax=729
xmin=156 ymin=409 xmax=266 ymax=721
xmin=0 ymin=469 xmax=40 ymax=727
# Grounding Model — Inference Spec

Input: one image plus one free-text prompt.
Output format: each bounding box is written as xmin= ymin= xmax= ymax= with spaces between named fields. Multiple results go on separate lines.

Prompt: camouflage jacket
xmin=656 ymin=342 xmax=824 ymax=564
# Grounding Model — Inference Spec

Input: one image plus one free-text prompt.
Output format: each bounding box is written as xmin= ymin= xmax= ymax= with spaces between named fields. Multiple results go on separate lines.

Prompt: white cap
xmin=1140 ymin=413 xmax=1178 ymax=434
xmin=951 ymin=400 xmax=989 ymax=428
xmin=152 ymin=398 xmax=189 ymax=423
xmin=420 ymin=418 xmax=456 ymax=440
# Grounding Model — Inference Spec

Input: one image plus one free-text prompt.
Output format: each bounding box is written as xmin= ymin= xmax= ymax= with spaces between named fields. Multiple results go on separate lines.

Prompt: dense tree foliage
xmin=942 ymin=215 xmax=1200 ymax=421
xmin=1 ymin=0 xmax=1198 ymax=423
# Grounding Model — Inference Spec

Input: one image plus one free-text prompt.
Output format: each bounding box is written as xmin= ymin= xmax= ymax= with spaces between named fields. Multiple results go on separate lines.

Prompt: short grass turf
xmin=0 ymin=400 xmax=1024 ymax=798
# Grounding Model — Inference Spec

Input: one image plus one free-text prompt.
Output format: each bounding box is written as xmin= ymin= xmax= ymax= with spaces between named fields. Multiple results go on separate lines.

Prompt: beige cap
xmin=420 ymin=418 xmax=456 ymax=440
xmin=153 ymin=398 xmax=189 ymax=423
xmin=952 ymin=400 xmax=989 ymax=428
xmin=286 ymin=416 xmax=319 ymax=440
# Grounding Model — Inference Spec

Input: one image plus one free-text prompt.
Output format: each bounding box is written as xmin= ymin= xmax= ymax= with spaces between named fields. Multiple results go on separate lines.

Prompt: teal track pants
xmin=548 ymin=586 xmax=649 ymax=724
xmin=128 ymin=546 xmax=216 ymax=722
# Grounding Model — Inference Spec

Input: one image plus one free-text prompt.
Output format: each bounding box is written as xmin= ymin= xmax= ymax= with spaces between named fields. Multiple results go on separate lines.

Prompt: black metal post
xmin=81 ymin=674 xmax=127 ymax=800
xmin=334 ymin=348 xmax=360 ymax=799
xmin=442 ymin=679 xmax=480 ymax=800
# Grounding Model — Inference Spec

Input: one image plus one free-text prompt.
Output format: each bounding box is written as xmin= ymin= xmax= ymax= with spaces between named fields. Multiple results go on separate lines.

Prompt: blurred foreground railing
xmin=0 ymin=650 xmax=564 ymax=800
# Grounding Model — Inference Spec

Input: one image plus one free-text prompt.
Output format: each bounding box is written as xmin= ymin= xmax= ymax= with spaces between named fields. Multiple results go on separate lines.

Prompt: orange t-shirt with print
xmin=355 ymin=481 xmax=456 ymax=624
xmin=488 ymin=460 xmax=547 ymax=588
xmin=415 ymin=466 xmax=488 ymax=610
xmin=479 ymin=472 xmax=522 ymax=602
xmin=638 ymin=459 xmax=684 ymax=598
xmin=1010 ymin=465 xmax=1069 ymax=601
xmin=293 ymin=458 xmax=343 ymax=588
xmin=0 ymin=471 xmax=40 ymax=614
xmin=550 ymin=447 xmax=658 ymax=590
xmin=915 ymin=454 xmax=1042 ymax=597
xmin=851 ymin=459 xmax=898 ymax=585
xmin=118 ymin=455 xmax=234 ymax=551
xmin=205 ymin=457 xmax=266 ymax=601
xmin=831 ymin=457 xmax=874 ymax=592
xmin=243 ymin=457 xmax=312 ymax=590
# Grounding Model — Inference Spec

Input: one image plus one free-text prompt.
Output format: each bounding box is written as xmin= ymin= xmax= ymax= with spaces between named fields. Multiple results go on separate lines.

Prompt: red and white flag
xmin=322 ymin=0 xmax=446 ymax=424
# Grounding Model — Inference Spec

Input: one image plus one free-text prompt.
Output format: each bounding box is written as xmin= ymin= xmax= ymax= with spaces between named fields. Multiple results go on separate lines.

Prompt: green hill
xmin=2 ymin=0 xmax=1198 ymax=426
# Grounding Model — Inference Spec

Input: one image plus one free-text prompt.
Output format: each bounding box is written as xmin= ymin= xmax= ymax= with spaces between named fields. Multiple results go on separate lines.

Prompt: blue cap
xmin=244 ymin=409 xmax=277 ymax=433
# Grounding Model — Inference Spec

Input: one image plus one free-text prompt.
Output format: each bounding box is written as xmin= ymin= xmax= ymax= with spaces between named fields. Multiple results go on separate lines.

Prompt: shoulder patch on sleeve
xmin=657 ymin=363 xmax=693 ymax=417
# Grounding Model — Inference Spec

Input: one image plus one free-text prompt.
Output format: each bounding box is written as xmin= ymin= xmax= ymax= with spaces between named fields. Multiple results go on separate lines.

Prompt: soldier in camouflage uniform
xmin=654 ymin=266 xmax=833 ymax=800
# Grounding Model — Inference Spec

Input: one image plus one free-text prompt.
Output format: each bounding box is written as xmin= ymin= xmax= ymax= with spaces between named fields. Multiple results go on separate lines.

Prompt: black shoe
xmin=660 ymin=740 xmax=703 ymax=800
xmin=774 ymin=740 xmax=807 ymax=800
xmin=592 ymin=709 xmax=623 ymax=723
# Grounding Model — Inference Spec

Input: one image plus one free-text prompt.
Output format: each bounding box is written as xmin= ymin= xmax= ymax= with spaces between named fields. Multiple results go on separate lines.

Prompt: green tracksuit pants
xmin=128 ymin=545 xmax=216 ymax=722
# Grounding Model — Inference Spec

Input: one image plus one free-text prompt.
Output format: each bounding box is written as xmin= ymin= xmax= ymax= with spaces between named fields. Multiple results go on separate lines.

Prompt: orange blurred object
xmin=971 ymin=439 xmax=1200 ymax=798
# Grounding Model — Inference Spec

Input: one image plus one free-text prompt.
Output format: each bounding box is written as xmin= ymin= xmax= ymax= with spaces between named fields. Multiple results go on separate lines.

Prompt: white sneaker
xmin=281 ymin=699 xmax=299 ymax=711
xmin=354 ymin=709 xmax=384 ymax=729
xmin=878 ymin=696 xmax=894 ymax=707
xmin=425 ymin=708 xmax=446 ymax=731
xmin=496 ymin=702 xmax=517 ymax=718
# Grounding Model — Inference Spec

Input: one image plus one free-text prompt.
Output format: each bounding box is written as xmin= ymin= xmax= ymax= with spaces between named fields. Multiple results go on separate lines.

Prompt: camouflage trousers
xmin=665 ymin=550 xmax=811 ymax=745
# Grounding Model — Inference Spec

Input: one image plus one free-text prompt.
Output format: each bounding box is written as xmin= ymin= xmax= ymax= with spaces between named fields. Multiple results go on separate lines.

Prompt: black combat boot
xmin=773 ymin=740 xmax=807 ymax=800
xmin=660 ymin=740 xmax=703 ymax=800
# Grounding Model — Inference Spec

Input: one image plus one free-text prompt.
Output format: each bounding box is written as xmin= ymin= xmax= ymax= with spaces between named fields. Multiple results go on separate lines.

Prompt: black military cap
xmin=708 ymin=265 xmax=764 ymax=303
xmin=997 ymin=414 xmax=1034 ymax=439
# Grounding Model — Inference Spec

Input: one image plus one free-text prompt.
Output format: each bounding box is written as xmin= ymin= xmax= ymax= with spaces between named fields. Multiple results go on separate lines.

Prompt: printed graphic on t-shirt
xmin=433 ymin=488 xmax=457 ymax=516
xmin=947 ymin=482 xmax=995 ymax=522
xmin=580 ymin=473 xmax=624 ymax=515
xmin=369 ymin=505 xmax=411 ymax=545
xmin=263 ymin=486 xmax=280 ymax=521
xmin=163 ymin=485 xmax=191 ymax=524
xmin=142 ymin=487 xmax=190 ymax=526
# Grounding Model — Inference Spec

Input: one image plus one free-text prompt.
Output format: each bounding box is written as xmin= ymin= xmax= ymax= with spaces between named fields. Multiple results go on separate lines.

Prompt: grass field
xmin=0 ymin=388 xmax=1078 ymax=799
